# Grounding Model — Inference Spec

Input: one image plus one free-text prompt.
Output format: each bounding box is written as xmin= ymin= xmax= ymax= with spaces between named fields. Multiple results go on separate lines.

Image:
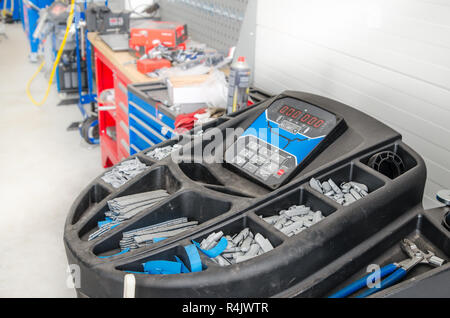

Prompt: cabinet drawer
xmin=129 ymin=101 xmax=175 ymax=139
xmin=128 ymin=92 xmax=175 ymax=129
xmin=114 ymin=75 xmax=129 ymax=122
xmin=118 ymin=138 xmax=130 ymax=159
xmin=130 ymin=126 xmax=155 ymax=152
xmin=117 ymin=120 xmax=130 ymax=157
xmin=129 ymin=114 xmax=166 ymax=145
xmin=130 ymin=143 xmax=142 ymax=155
xmin=116 ymin=100 xmax=128 ymax=123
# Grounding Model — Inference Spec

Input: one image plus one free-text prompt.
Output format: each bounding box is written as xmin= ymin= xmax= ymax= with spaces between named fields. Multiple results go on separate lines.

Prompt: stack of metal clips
xmin=88 ymin=190 xmax=169 ymax=241
xmin=259 ymin=204 xmax=324 ymax=237
xmin=119 ymin=217 xmax=199 ymax=250
xmin=101 ymin=158 xmax=148 ymax=188
xmin=106 ymin=190 xmax=169 ymax=221
xmin=200 ymin=229 xmax=274 ymax=266
xmin=310 ymin=177 xmax=369 ymax=206
xmin=146 ymin=144 xmax=181 ymax=161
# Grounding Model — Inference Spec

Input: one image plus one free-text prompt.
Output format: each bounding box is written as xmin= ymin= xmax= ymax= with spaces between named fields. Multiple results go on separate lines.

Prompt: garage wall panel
xmin=255 ymin=0 xmax=450 ymax=208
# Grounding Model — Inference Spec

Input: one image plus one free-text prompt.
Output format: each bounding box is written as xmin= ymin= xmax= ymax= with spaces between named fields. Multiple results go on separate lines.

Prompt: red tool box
xmin=136 ymin=58 xmax=171 ymax=74
xmin=129 ymin=21 xmax=188 ymax=56
xmin=94 ymin=48 xmax=132 ymax=168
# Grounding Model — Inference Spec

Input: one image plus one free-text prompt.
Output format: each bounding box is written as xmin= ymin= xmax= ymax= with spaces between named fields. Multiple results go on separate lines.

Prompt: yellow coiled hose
xmin=26 ymin=0 xmax=75 ymax=106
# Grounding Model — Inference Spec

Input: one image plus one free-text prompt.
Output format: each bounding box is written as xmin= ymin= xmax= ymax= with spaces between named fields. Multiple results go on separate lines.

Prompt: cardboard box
xmin=167 ymin=74 xmax=212 ymax=105
xmin=129 ymin=21 xmax=188 ymax=56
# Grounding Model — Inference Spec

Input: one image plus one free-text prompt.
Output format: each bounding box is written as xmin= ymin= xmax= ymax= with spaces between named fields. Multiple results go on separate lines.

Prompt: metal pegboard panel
xmin=158 ymin=0 xmax=249 ymax=52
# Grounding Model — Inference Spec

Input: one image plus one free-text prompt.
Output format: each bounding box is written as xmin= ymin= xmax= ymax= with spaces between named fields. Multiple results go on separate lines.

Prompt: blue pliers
xmin=330 ymin=238 xmax=445 ymax=298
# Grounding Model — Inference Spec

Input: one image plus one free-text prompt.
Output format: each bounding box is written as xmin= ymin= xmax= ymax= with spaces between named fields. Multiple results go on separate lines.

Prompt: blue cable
xmin=329 ymin=263 xmax=398 ymax=298
xmin=356 ymin=268 xmax=407 ymax=298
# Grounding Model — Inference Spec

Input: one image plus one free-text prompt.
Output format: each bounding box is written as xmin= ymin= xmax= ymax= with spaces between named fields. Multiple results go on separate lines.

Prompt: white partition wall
xmin=254 ymin=0 xmax=450 ymax=208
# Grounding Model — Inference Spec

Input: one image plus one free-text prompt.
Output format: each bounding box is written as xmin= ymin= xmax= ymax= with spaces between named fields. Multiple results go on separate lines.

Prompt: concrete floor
xmin=0 ymin=24 xmax=104 ymax=297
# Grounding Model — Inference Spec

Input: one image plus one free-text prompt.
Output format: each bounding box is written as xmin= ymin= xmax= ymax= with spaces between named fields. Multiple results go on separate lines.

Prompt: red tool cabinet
xmin=89 ymin=30 xmax=164 ymax=168
xmin=94 ymin=48 xmax=131 ymax=168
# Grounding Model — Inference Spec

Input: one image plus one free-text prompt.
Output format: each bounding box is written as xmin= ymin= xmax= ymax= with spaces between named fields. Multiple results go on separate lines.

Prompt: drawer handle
xmin=118 ymin=81 xmax=127 ymax=95
xmin=119 ymin=121 xmax=129 ymax=135
xmin=98 ymin=106 xmax=116 ymax=111
xmin=129 ymin=101 xmax=175 ymax=134
xmin=130 ymin=113 xmax=166 ymax=141
xmin=120 ymin=139 xmax=130 ymax=154
xmin=130 ymin=126 xmax=155 ymax=146
xmin=130 ymin=144 xmax=141 ymax=153
xmin=118 ymin=101 xmax=128 ymax=114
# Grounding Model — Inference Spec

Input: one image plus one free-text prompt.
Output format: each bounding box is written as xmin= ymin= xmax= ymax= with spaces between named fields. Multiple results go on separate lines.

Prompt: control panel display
xmin=225 ymin=97 xmax=345 ymax=189
xmin=278 ymin=105 xmax=325 ymax=127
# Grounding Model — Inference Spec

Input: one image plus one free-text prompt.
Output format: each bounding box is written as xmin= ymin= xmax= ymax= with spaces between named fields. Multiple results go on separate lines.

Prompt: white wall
xmin=124 ymin=0 xmax=155 ymax=16
xmin=254 ymin=0 xmax=450 ymax=208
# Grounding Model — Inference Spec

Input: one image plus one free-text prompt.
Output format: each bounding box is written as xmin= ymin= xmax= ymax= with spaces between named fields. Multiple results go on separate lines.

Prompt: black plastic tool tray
xmin=64 ymin=91 xmax=449 ymax=298
xmin=276 ymin=207 xmax=450 ymax=297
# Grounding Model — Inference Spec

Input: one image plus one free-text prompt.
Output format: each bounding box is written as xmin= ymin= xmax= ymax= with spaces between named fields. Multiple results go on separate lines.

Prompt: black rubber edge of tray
xmin=64 ymin=90 xmax=450 ymax=298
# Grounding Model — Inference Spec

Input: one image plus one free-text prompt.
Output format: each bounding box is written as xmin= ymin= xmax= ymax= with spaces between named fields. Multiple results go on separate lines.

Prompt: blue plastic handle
xmin=193 ymin=237 xmax=228 ymax=258
xmin=174 ymin=256 xmax=191 ymax=274
xmin=110 ymin=223 xmax=120 ymax=230
xmin=329 ymin=263 xmax=398 ymax=298
xmin=142 ymin=260 xmax=182 ymax=275
xmin=124 ymin=270 xmax=146 ymax=274
xmin=184 ymin=244 xmax=202 ymax=272
xmin=356 ymin=267 xmax=407 ymax=298
xmin=98 ymin=217 xmax=113 ymax=227
xmin=140 ymin=244 xmax=204 ymax=275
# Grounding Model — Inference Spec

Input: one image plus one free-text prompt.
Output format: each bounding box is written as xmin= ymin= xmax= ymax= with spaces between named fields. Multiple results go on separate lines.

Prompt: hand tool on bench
xmin=330 ymin=238 xmax=445 ymax=298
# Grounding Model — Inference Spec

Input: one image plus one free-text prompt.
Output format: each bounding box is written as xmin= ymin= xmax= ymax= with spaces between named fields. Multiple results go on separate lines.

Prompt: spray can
xmin=227 ymin=56 xmax=251 ymax=114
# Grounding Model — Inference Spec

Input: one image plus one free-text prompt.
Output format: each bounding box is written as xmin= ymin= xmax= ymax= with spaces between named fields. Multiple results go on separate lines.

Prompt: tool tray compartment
xmin=360 ymin=143 xmax=418 ymax=180
xmin=276 ymin=209 xmax=450 ymax=298
xmin=63 ymin=91 xmax=446 ymax=298
xmin=92 ymin=191 xmax=234 ymax=257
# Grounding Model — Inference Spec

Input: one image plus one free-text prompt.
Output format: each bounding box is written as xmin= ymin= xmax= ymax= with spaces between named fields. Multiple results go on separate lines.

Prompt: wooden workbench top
xmin=88 ymin=32 xmax=215 ymax=87
xmin=88 ymin=32 xmax=156 ymax=84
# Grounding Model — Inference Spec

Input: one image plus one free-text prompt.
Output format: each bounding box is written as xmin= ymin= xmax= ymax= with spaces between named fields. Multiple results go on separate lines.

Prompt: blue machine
xmin=225 ymin=96 xmax=347 ymax=189
xmin=21 ymin=0 xmax=54 ymax=61
xmin=35 ymin=1 xmax=93 ymax=99
xmin=38 ymin=1 xmax=84 ymax=94
xmin=74 ymin=1 xmax=96 ymax=108
xmin=1 ymin=0 xmax=21 ymax=21
xmin=73 ymin=1 xmax=103 ymax=144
